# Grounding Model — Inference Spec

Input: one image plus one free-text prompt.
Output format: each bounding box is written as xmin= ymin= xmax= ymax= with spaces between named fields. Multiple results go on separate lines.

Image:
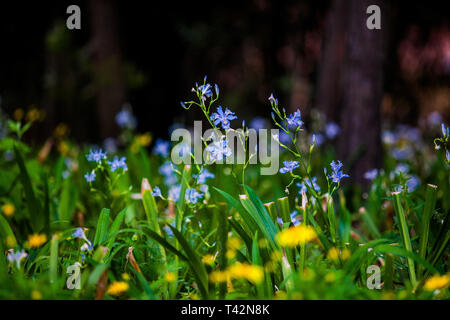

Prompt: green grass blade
xmin=216 ymin=203 xmax=228 ymax=299
xmin=49 ymin=234 xmax=59 ymax=285
xmin=264 ymin=201 xmax=277 ymax=225
xmin=106 ymin=208 xmax=127 ymax=251
xmin=327 ymin=197 xmax=337 ymax=244
xmin=391 ymin=192 xmax=417 ymax=287
xmin=176 ymin=165 xmax=191 ymax=229
xmin=418 ymin=184 xmax=437 ymax=277
xmin=168 ymin=225 xmax=208 ymax=298
xmin=144 ymin=227 xmax=188 ymax=262
xmin=277 ymin=197 xmax=290 ymax=225
xmin=14 ymin=145 xmax=43 ymax=232
xmin=0 ymin=215 xmax=17 ymax=247
xmin=384 ymin=253 xmax=394 ymax=291
xmin=93 ymin=208 xmax=110 ymax=247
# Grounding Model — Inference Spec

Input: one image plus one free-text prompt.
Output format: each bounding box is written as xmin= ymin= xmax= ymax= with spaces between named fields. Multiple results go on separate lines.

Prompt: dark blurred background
xmin=0 ymin=0 xmax=448 ymax=183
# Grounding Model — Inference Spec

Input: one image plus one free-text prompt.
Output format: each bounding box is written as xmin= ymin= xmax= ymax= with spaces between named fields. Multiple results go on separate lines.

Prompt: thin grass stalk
xmin=418 ymin=184 xmax=438 ymax=277
xmin=392 ymin=192 xmax=417 ymax=287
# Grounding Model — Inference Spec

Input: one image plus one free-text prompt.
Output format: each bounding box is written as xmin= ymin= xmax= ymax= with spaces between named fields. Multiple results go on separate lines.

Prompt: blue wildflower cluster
xmin=153 ymin=139 xmax=171 ymax=157
xmin=84 ymin=149 xmax=128 ymax=183
xmin=115 ymin=104 xmax=137 ymax=130
xmin=434 ymin=123 xmax=450 ymax=164
xmin=279 ymin=160 xmax=300 ymax=174
xmin=327 ymin=160 xmax=350 ymax=184
xmin=210 ymin=106 xmax=237 ymax=130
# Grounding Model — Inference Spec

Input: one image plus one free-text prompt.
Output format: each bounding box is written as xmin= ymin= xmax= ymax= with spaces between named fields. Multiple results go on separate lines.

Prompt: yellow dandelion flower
xmin=382 ymin=292 xmax=395 ymax=300
xmin=227 ymin=237 xmax=242 ymax=250
xmin=26 ymin=108 xmax=44 ymax=122
xmin=258 ymin=238 xmax=268 ymax=248
xmin=31 ymin=290 xmax=42 ymax=300
xmin=136 ymin=132 xmax=152 ymax=147
xmin=264 ymin=261 xmax=276 ymax=273
xmin=302 ymin=268 xmax=316 ymax=281
xmin=165 ymin=272 xmax=176 ymax=283
xmin=325 ymin=272 xmax=336 ymax=283
xmin=274 ymin=290 xmax=287 ymax=300
xmin=341 ymin=248 xmax=351 ymax=260
xmin=106 ymin=281 xmax=129 ymax=296
xmin=327 ymin=247 xmax=340 ymax=261
xmin=28 ymin=234 xmax=47 ymax=248
xmin=122 ymin=273 xmax=130 ymax=281
xmin=227 ymin=263 xmax=264 ymax=284
xmin=276 ymin=225 xmax=316 ymax=248
xmin=57 ymin=141 xmax=70 ymax=156
xmin=424 ymin=274 xmax=450 ymax=291
xmin=270 ymin=250 xmax=283 ymax=262
xmin=13 ymin=108 xmax=24 ymax=121
xmin=2 ymin=203 xmax=15 ymax=217
xmin=209 ymin=270 xmax=229 ymax=283
xmin=201 ymin=254 xmax=216 ymax=266
xmin=6 ymin=236 xmax=16 ymax=248
xmin=53 ymin=123 xmax=69 ymax=139
xmin=190 ymin=293 xmax=200 ymax=300
xmin=226 ymin=249 xmax=236 ymax=260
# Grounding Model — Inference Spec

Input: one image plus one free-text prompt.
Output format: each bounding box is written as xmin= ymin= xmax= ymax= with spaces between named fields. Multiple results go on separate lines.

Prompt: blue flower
xmin=446 ymin=150 xmax=450 ymax=162
xmin=382 ymin=130 xmax=396 ymax=145
xmin=196 ymin=168 xmax=215 ymax=184
xmin=290 ymin=210 xmax=301 ymax=226
xmin=205 ymin=139 xmax=232 ymax=161
xmin=196 ymin=82 xmax=213 ymax=102
xmin=81 ymin=242 xmax=93 ymax=252
xmin=84 ymin=170 xmax=96 ymax=183
xmin=152 ymin=186 xmax=162 ymax=198
xmin=159 ymin=161 xmax=173 ymax=177
xmin=328 ymin=160 xmax=349 ymax=183
xmin=214 ymin=84 xmax=219 ymax=96
xmin=442 ymin=123 xmax=449 ymax=138
xmin=199 ymin=184 xmax=209 ymax=194
xmin=297 ymin=177 xmax=321 ymax=194
xmin=310 ymin=133 xmax=325 ymax=146
xmin=249 ymin=117 xmax=266 ymax=131
xmin=279 ymin=160 xmax=299 ymax=174
xmin=108 ymin=156 xmax=128 ymax=172
xmin=185 ymin=188 xmax=204 ymax=204
xmin=86 ymin=148 xmax=107 ymax=162
xmin=153 ymin=139 xmax=170 ymax=157
xmin=103 ymin=137 xmax=118 ymax=153
xmin=72 ymin=227 xmax=91 ymax=245
xmin=394 ymin=163 xmax=410 ymax=175
xmin=286 ymin=110 xmax=304 ymax=129
xmin=115 ymin=107 xmax=137 ymax=129
xmin=427 ymin=111 xmax=442 ymax=126
xmin=177 ymin=143 xmax=191 ymax=159
xmin=163 ymin=225 xmax=174 ymax=237
xmin=268 ymin=93 xmax=278 ymax=105
xmin=407 ymin=175 xmax=420 ymax=192
xmin=392 ymin=146 xmax=413 ymax=160
xmin=276 ymin=217 xmax=283 ymax=226
xmin=6 ymin=249 xmax=28 ymax=268
xmin=210 ymin=106 xmax=237 ymax=130
xmin=364 ymin=169 xmax=378 ymax=180
xmin=159 ymin=161 xmax=177 ymax=185
xmin=325 ymin=122 xmax=340 ymax=139
xmin=168 ymin=185 xmax=181 ymax=202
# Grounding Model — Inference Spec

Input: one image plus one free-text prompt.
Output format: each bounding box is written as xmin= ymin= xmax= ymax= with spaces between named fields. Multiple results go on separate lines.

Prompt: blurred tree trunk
xmin=315 ymin=0 xmax=348 ymax=121
xmin=88 ymin=0 xmax=125 ymax=139
xmin=338 ymin=0 xmax=387 ymax=186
